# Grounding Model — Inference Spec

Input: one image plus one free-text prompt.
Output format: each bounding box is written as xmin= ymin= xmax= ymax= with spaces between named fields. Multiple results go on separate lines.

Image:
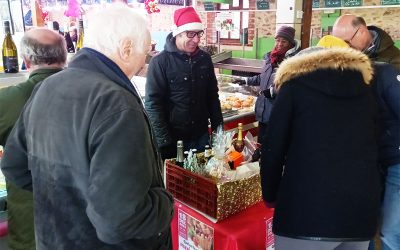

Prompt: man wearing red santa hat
xmin=145 ymin=6 xmax=223 ymax=160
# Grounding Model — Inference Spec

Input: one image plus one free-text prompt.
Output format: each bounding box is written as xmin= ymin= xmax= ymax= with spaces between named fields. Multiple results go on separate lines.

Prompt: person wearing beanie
xmin=233 ymin=25 xmax=300 ymax=144
xmin=260 ymin=42 xmax=381 ymax=249
xmin=145 ymin=6 xmax=223 ymax=160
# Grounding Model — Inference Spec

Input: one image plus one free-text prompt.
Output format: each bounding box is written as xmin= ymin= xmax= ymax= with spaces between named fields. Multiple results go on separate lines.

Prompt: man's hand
xmin=232 ymin=78 xmax=246 ymax=85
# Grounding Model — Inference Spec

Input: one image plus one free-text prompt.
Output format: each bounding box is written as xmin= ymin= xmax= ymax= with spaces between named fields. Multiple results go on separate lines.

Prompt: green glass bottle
xmin=2 ymin=21 xmax=19 ymax=73
xmin=76 ymin=19 xmax=84 ymax=51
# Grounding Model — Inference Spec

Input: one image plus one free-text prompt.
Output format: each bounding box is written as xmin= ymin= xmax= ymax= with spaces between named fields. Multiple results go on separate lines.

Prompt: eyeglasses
xmin=344 ymin=26 xmax=361 ymax=46
xmin=186 ymin=30 xmax=204 ymax=39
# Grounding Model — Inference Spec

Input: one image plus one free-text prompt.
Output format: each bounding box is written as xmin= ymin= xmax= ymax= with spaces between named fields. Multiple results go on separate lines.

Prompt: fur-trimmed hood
xmin=274 ymin=48 xmax=373 ymax=89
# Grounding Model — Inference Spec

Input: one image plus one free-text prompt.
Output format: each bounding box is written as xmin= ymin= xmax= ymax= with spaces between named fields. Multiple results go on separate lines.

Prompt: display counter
xmin=171 ymin=200 xmax=274 ymax=250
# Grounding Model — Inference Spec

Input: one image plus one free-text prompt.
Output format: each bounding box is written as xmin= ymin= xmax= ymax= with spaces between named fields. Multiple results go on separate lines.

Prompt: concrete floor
xmin=0 ymin=236 xmax=8 ymax=250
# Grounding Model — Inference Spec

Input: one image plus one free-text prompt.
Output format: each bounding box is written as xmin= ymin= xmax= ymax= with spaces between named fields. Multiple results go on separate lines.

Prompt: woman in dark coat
xmin=261 ymin=46 xmax=380 ymax=250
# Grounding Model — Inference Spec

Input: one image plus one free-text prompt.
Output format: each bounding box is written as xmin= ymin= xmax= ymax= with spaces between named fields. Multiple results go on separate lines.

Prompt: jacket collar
xmin=68 ymin=48 xmax=141 ymax=103
xmin=274 ymin=48 xmax=373 ymax=89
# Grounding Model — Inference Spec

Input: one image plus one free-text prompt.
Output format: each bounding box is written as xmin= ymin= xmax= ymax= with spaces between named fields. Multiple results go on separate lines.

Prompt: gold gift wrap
xmin=216 ymin=173 xmax=262 ymax=220
xmin=166 ymin=160 xmax=262 ymax=221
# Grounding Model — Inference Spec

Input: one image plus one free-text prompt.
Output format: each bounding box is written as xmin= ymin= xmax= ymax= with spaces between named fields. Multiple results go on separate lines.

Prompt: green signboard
xmin=381 ymin=0 xmax=400 ymax=5
xmin=313 ymin=0 xmax=320 ymax=8
xmin=343 ymin=0 xmax=362 ymax=6
xmin=256 ymin=0 xmax=269 ymax=10
xmin=325 ymin=0 xmax=341 ymax=7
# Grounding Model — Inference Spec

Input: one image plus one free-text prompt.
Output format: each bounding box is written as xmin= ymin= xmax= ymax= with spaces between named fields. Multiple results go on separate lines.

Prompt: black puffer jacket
xmin=145 ymin=33 xmax=223 ymax=148
xmin=261 ymin=48 xmax=380 ymax=241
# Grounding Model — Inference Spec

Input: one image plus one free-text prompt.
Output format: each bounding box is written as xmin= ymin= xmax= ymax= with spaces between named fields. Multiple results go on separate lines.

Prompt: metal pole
xmin=242 ymin=27 xmax=245 ymax=58
xmin=255 ymin=28 xmax=259 ymax=59
xmin=20 ymin=0 xmax=25 ymax=31
xmin=217 ymin=31 xmax=220 ymax=54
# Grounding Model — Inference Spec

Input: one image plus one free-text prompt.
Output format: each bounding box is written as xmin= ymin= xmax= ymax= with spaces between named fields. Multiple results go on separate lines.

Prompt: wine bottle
xmin=2 ymin=21 xmax=19 ymax=73
xmin=76 ymin=19 xmax=84 ymax=51
xmin=233 ymin=123 xmax=244 ymax=152
xmin=176 ymin=140 xmax=184 ymax=168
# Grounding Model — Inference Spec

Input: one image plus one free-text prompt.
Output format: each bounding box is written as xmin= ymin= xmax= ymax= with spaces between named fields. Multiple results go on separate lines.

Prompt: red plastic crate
xmin=166 ymin=160 xmax=218 ymax=218
xmin=166 ymin=160 xmax=263 ymax=221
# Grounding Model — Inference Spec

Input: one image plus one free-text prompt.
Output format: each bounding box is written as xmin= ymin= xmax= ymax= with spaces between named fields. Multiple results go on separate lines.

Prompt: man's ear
xmin=23 ymin=57 xmax=31 ymax=70
xmin=119 ymin=38 xmax=133 ymax=62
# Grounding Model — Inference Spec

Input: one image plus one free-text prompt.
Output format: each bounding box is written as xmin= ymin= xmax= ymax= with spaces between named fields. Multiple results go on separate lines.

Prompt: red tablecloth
xmin=171 ymin=200 xmax=274 ymax=250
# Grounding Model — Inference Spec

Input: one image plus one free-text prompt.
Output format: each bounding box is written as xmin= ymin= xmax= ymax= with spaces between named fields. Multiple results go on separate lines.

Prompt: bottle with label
xmin=176 ymin=140 xmax=184 ymax=168
xmin=232 ymin=123 xmax=244 ymax=152
xmin=2 ymin=21 xmax=19 ymax=73
xmin=76 ymin=19 xmax=84 ymax=51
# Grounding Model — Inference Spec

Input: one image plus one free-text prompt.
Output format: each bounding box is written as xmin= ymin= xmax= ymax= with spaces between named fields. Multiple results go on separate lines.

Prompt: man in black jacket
xmin=145 ymin=6 xmax=223 ymax=160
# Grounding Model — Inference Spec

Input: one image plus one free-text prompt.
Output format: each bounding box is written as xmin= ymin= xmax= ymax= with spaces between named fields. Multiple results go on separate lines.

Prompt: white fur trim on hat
xmin=172 ymin=22 xmax=203 ymax=37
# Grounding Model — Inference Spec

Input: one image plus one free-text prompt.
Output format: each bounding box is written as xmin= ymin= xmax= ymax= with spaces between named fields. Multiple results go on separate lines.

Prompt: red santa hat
xmin=172 ymin=7 xmax=203 ymax=37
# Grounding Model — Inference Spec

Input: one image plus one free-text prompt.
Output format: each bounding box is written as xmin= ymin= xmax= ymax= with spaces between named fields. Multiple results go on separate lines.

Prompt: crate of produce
xmin=166 ymin=159 xmax=262 ymax=221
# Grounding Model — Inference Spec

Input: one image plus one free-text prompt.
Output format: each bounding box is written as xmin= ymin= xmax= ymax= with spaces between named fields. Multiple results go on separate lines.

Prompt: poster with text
xmin=178 ymin=209 xmax=214 ymax=250
xmin=266 ymin=217 xmax=275 ymax=250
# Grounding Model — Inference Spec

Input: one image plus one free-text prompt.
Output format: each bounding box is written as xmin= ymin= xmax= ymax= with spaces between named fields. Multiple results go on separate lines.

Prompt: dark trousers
xmin=258 ymin=122 xmax=268 ymax=145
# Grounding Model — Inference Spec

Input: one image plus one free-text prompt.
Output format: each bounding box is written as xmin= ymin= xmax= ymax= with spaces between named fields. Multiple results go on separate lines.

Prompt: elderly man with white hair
xmin=1 ymin=4 xmax=173 ymax=249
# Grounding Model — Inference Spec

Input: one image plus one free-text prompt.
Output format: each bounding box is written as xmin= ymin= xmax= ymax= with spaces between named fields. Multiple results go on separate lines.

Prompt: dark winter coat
xmin=372 ymin=62 xmax=400 ymax=168
xmin=261 ymin=48 xmax=380 ymax=241
xmin=367 ymin=26 xmax=400 ymax=70
xmin=1 ymin=48 xmax=174 ymax=249
xmin=246 ymin=40 xmax=301 ymax=123
xmin=145 ymin=33 xmax=223 ymax=148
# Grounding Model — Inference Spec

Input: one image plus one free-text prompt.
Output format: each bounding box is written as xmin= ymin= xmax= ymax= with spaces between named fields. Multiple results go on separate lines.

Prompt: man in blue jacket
xmin=145 ymin=7 xmax=223 ymax=160
xmin=1 ymin=4 xmax=173 ymax=249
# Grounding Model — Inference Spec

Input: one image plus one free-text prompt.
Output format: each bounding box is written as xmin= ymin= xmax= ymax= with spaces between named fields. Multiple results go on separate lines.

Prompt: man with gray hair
xmin=0 ymin=27 xmax=66 ymax=250
xmin=1 ymin=4 xmax=173 ymax=250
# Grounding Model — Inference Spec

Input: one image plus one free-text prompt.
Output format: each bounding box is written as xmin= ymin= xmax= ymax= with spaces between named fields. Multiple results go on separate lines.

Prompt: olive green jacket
xmin=0 ymin=67 xmax=62 ymax=250
xmin=0 ymin=68 xmax=62 ymax=146
xmin=368 ymin=26 xmax=400 ymax=70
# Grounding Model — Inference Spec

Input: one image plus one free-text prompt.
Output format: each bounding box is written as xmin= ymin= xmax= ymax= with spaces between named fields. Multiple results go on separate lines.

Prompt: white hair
xmin=84 ymin=4 xmax=150 ymax=57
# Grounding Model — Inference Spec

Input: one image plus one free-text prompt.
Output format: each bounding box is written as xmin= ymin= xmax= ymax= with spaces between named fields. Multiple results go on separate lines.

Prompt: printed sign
xmin=178 ymin=209 xmax=214 ymax=250
xmin=266 ymin=217 xmax=274 ymax=250
xmin=343 ymin=0 xmax=362 ymax=6
xmin=324 ymin=0 xmax=341 ymax=7
xmin=157 ymin=0 xmax=188 ymax=5
xmin=204 ymin=2 xmax=215 ymax=11
xmin=256 ymin=0 xmax=269 ymax=10
xmin=381 ymin=0 xmax=400 ymax=5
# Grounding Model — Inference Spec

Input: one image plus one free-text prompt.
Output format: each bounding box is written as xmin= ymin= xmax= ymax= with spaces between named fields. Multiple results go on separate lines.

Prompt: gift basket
xmin=166 ymin=125 xmax=262 ymax=221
